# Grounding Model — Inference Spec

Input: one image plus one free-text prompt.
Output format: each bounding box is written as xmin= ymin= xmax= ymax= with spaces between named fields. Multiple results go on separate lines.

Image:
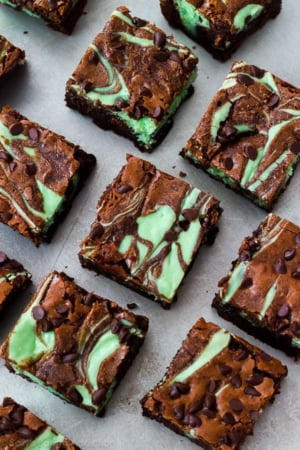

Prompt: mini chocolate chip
xmin=3 ymin=397 xmax=14 ymax=407
xmin=83 ymin=292 xmax=97 ymax=306
xmin=173 ymin=404 xmax=185 ymax=421
xmin=237 ymin=74 xmax=254 ymax=86
xmin=169 ymin=384 xmax=180 ymax=399
xmin=249 ymin=65 xmax=265 ymax=78
xmin=126 ymin=302 xmax=137 ymax=310
xmin=227 ymin=429 xmax=245 ymax=446
xmin=188 ymin=400 xmax=203 ymax=414
xmin=153 ymin=30 xmax=166 ymax=48
xmin=202 ymin=409 xmax=216 ymax=419
xmin=179 ymin=220 xmax=189 ymax=231
xmin=154 ymin=50 xmax=169 ymax=62
xmin=88 ymin=51 xmax=98 ymax=65
xmin=118 ymin=326 xmax=130 ymax=343
xmin=175 ymin=382 xmax=190 ymax=395
xmin=244 ymin=386 xmax=261 ymax=397
xmin=268 ymin=94 xmax=280 ymax=108
xmin=0 ymin=212 xmax=12 ymax=222
xmin=18 ymin=426 xmax=35 ymax=439
xmin=243 ymin=144 xmax=257 ymax=160
xmin=0 ymin=251 xmax=8 ymax=264
xmin=116 ymin=183 xmax=133 ymax=194
xmin=292 ymin=266 xmax=300 ymax=279
xmin=164 ymin=230 xmax=177 ymax=242
xmin=260 ymin=351 xmax=272 ymax=361
xmin=152 ymin=106 xmax=164 ymax=120
xmin=0 ymin=417 xmax=13 ymax=432
xmin=274 ymin=258 xmax=287 ymax=274
xmin=284 ymin=248 xmax=296 ymax=260
xmin=28 ymin=127 xmax=39 ymax=141
xmin=182 ymin=208 xmax=199 ymax=222
xmin=141 ymin=87 xmax=152 ymax=97
xmin=248 ymin=239 xmax=261 ymax=252
xmin=32 ymin=305 xmax=45 ymax=321
xmin=111 ymin=318 xmax=121 ymax=334
xmin=295 ymin=234 xmax=300 ymax=247
xmin=222 ymin=412 xmax=236 ymax=425
xmin=9 ymin=161 xmax=17 ymax=172
xmin=61 ymin=353 xmax=78 ymax=363
xmin=92 ymin=387 xmax=107 ymax=405
xmin=218 ymin=363 xmax=232 ymax=376
xmin=10 ymin=406 xmax=25 ymax=426
xmin=51 ymin=317 xmax=64 ymax=328
xmin=89 ymin=223 xmax=104 ymax=239
xmin=277 ymin=304 xmax=289 ymax=318
xmin=229 ymin=398 xmax=243 ymax=412
xmin=183 ymin=414 xmax=201 ymax=428
xmin=133 ymin=104 xmax=143 ymax=119
xmin=223 ymin=157 xmax=234 ymax=171
xmin=25 ymin=162 xmax=37 ymax=176
xmin=233 ymin=349 xmax=248 ymax=361
xmin=41 ymin=319 xmax=53 ymax=332
xmin=9 ymin=122 xmax=23 ymax=135
xmin=115 ymin=98 xmax=129 ymax=109
xmin=132 ymin=16 xmax=147 ymax=27
xmin=204 ymin=393 xmax=216 ymax=410
xmin=231 ymin=374 xmax=242 ymax=388
xmin=290 ymin=141 xmax=300 ymax=154
xmin=239 ymin=250 xmax=251 ymax=261
xmin=0 ymin=150 xmax=12 ymax=162
xmin=55 ymin=304 xmax=69 ymax=315
xmin=68 ymin=387 xmax=82 ymax=405
xmin=169 ymin=51 xmax=181 ymax=63
xmin=223 ymin=126 xmax=236 ymax=137
xmin=179 ymin=171 xmax=186 ymax=178
xmin=240 ymin=277 xmax=253 ymax=289
xmin=82 ymin=81 xmax=93 ymax=93
xmin=247 ymin=373 xmax=264 ymax=385
xmin=207 ymin=380 xmax=218 ymax=394
xmin=250 ymin=410 xmax=260 ymax=421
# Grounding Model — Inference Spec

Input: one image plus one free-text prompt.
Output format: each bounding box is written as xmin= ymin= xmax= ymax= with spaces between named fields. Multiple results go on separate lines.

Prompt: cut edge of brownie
xmin=160 ymin=0 xmax=282 ymax=61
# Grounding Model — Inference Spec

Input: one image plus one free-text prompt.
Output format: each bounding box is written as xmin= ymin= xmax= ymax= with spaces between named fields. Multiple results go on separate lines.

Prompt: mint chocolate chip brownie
xmin=0 ymin=35 xmax=25 ymax=82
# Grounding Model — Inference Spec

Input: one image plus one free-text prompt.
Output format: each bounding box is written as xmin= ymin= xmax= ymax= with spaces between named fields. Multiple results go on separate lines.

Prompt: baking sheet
xmin=0 ymin=1 xmax=299 ymax=449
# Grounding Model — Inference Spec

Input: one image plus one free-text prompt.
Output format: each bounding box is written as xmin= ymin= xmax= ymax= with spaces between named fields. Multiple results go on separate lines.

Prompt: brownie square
xmin=0 ymin=105 xmax=96 ymax=245
xmin=181 ymin=60 xmax=300 ymax=210
xmin=0 ymin=271 xmax=149 ymax=416
xmin=79 ymin=154 xmax=222 ymax=308
xmin=0 ymin=35 xmax=25 ymax=82
xmin=141 ymin=317 xmax=287 ymax=449
xmin=65 ymin=6 xmax=198 ymax=152
xmin=213 ymin=213 xmax=300 ymax=358
xmin=0 ymin=0 xmax=86 ymax=34
xmin=160 ymin=0 xmax=282 ymax=61
xmin=0 ymin=397 xmax=80 ymax=449
xmin=0 ymin=251 xmax=31 ymax=311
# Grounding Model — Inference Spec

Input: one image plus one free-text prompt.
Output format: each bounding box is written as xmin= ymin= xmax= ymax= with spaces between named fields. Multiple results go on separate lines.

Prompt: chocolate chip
xmin=183 ymin=414 xmax=201 ymax=428
xmin=32 ymin=305 xmax=45 ymax=321
xmin=249 ymin=65 xmax=265 ymax=78
xmin=9 ymin=161 xmax=17 ymax=172
xmin=250 ymin=410 xmax=260 ymax=421
xmin=68 ymin=387 xmax=82 ymax=405
xmin=28 ymin=127 xmax=39 ymax=141
xmin=248 ymin=239 xmax=261 ymax=252
xmin=41 ymin=319 xmax=53 ymax=332
xmin=61 ymin=353 xmax=78 ymax=363
xmin=141 ymin=87 xmax=152 ymax=97
xmin=88 ymin=51 xmax=98 ymax=65
xmin=260 ymin=351 xmax=272 ymax=361
xmin=292 ymin=266 xmax=300 ymax=279
xmin=175 ymin=382 xmax=190 ymax=395
xmin=247 ymin=373 xmax=264 ymax=385
xmin=231 ymin=374 xmax=242 ymax=388
xmin=237 ymin=74 xmax=254 ymax=86
xmin=83 ymin=292 xmax=97 ymax=306
xmin=92 ymin=387 xmax=107 ymax=405
xmin=169 ymin=51 xmax=181 ymax=63
xmin=204 ymin=393 xmax=216 ymax=410
xmin=153 ymin=30 xmax=166 ymax=48
xmin=182 ymin=208 xmax=199 ymax=222
xmin=9 ymin=122 xmax=23 ymax=135
xmin=229 ymin=398 xmax=243 ymax=412
xmin=0 ymin=212 xmax=12 ymax=222
xmin=169 ymin=382 xmax=190 ymax=399
xmin=188 ymin=400 xmax=203 ymax=414
xmin=294 ymin=127 xmax=300 ymax=140
xmin=10 ymin=406 xmax=25 ymax=426
xmin=164 ymin=230 xmax=177 ymax=242
xmin=132 ymin=17 xmax=147 ymax=27
xmin=0 ymin=417 xmax=13 ymax=433
xmin=284 ymin=248 xmax=296 ymax=260
xmin=82 ymin=81 xmax=93 ymax=93
xmin=223 ymin=157 xmax=234 ymax=171
xmin=207 ymin=380 xmax=218 ymax=394
xmin=115 ymin=98 xmax=129 ymax=109
xmin=18 ymin=426 xmax=35 ymax=439
xmin=222 ymin=412 xmax=236 ymax=425
xmin=240 ymin=277 xmax=253 ymax=289
xmin=239 ymin=250 xmax=251 ymax=261
xmin=233 ymin=349 xmax=248 ymax=361
xmin=277 ymin=304 xmax=289 ymax=318
xmin=202 ymin=409 xmax=216 ymax=419
xmin=154 ymin=50 xmax=169 ymax=62
xmin=133 ymin=103 xmax=143 ymax=119
xmin=126 ymin=302 xmax=137 ymax=310
xmin=118 ymin=326 xmax=130 ymax=343
xmin=274 ymin=258 xmax=287 ymax=274
xmin=243 ymin=144 xmax=257 ymax=160
xmin=111 ymin=318 xmax=121 ymax=334
xmin=152 ymin=106 xmax=164 ymax=120
xmin=173 ymin=404 xmax=185 ymax=421
xmin=116 ymin=183 xmax=133 ymax=194
xmin=268 ymin=94 xmax=280 ymax=108
xmin=55 ymin=304 xmax=69 ymax=315
xmin=218 ymin=363 xmax=232 ymax=376
xmin=25 ymin=162 xmax=37 ymax=176
xmin=179 ymin=220 xmax=189 ymax=231
xmin=290 ymin=141 xmax=300 ymax=154
xmin=227 ymin=429 xmax=245 ymax=446
xmin=51 ymin=317 xmax=64 ymax=328
xmin=0 ymin=150 xmax=12 ymax=162
xmin=223 ymin=126 xmax=236 ymax=138
xmin=244 ymin=386 xmax=261 ymax=397
xmin=89 ymin=223 xmax=104 ymax=239
xmin=0 ymin=251 xmax=8 ymax=264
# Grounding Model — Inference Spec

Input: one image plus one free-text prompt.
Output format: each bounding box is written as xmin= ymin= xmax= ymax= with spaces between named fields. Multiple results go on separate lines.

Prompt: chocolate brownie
xmin=79 ymin=154 xmax=222 ymax=308
xmin=181 ymin=60 xmax=300 ymax=210
xmin=0 ymin=397 xmax=80 ymax=449
xmin=0 ymin=271 xmax=149 ymax=416
xmin=213 ymin=213 xmax=300 ymax=358
xmin=0 ymin=0 xmax=86 ymax=34
xmin=0 ymin=105 xmax=96 ymax=245
xmin=141 ymin=317 xmax=287 ymax=449
xmin=0 ymin=35 xmax=25 ymax=82
xmin=65 ymin=6 xmax=198 ymax=152
xmin=0 ymin=251 xmax=31 ymax=311
xmin=160 ymin=0 xmax=282 ymax=61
